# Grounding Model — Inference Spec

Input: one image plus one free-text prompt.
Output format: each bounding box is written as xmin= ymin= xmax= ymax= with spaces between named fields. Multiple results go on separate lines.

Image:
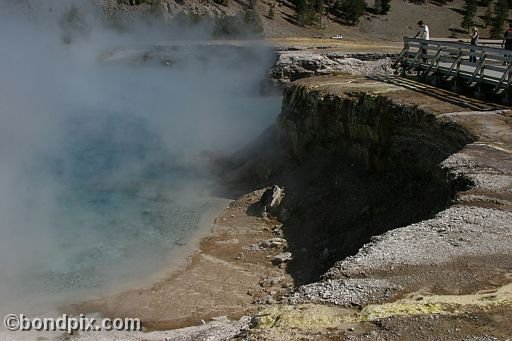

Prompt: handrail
xmin=394 ymin=38 xmax=512 ymax=94
xmin=403 ymin=37 xmax=506 ymax=54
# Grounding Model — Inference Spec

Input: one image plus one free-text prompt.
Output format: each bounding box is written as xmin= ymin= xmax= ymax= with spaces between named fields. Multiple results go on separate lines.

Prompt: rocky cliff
xmin=278 ymin=76 xmax=472 ymax=174
xmin=272 ymin=51 xmax=396 ymax=85
xmin=237 ymin=75 xmax=512 ymax=339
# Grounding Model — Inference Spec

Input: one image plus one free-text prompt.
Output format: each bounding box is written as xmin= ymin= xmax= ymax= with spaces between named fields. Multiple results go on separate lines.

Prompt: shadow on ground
xmin=369 ymin=75 xmax=508 ymax=111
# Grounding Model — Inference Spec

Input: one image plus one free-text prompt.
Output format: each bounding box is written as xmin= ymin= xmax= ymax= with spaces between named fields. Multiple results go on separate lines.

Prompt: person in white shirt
xmin=414 ymin=20 xmax=430 ymax=40
xmin=469 ymin=27 xmax=479 ymax=63
xmin=414 ymin=20 xmax=430 ymax=62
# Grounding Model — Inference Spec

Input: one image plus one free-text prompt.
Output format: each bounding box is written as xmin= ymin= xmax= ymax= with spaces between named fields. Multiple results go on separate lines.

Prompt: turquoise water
xmin=1 ymin=96 xmax=281 ymax=314
xmin=0 ymin=13 xmax=281 ymax=312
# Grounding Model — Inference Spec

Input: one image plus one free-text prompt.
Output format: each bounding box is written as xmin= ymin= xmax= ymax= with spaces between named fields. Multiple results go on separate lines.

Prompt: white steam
xmin=0 ymin=1 xmax=278 ymax=314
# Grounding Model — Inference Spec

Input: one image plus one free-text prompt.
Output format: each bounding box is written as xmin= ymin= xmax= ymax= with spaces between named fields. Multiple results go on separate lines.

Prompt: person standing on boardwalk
xmin=469 ymin=27 xmax=479 ymax=63
xmin=414 ymin=20 xmax=430 ymax=62
xmin=503 ymin=23 xmax=512 ymax=64
xmin=414 ymin=20 xmax=430 ymax=40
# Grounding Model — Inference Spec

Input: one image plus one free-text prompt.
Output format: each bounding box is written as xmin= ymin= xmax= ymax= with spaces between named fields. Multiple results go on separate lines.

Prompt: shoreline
xmin=66 ymin=188 xmax=293 ymax=330
xmin=107 ymin=195 xmax=233 ymax=297
xmin=0 ymin=196 xmax=234 ymax=325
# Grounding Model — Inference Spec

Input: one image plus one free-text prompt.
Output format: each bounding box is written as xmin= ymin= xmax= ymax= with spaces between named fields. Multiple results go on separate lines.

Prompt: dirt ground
xmin=267 ymin=37 xmax=403 ymax=52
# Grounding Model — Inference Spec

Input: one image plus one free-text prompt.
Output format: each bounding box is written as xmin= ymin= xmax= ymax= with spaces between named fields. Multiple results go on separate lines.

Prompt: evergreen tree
xmin=293 ymin=0 xmax=323 ymax=26
xmin=243 ymin=7 xmax=264 ymax=32
xmin=268 ymin=5 xmax=275 ymax=19
xmin=311 ymin=0 xmax=324 ymax=14
xmin=461 ymin=0 xmax=477 ymax=30
xmin=380 ymin=0 xmax=391 ymax=13
xmin=294 ymin=0 xmax=308 ymax=26
xmin=213 ymin=9 xmax=263 ymax=37
xmin=375 ymin=0 xmax=390 ymax=14
xmin=491 ymin=0 xmax=508 ymax=38
xmin=330 ymin=0 xmax=366 ymax=24
xmin=483 ymin=3 xmax=493 ymax=28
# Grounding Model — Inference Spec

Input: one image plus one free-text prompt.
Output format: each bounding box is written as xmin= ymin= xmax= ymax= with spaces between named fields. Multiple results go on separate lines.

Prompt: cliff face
xmin=279 ymin=77 xmax=473 ymax=179
xmin=242 ymin=75 xmax=512 ymax=338
xmin=258 ymin=76 xmax=476 ymax=284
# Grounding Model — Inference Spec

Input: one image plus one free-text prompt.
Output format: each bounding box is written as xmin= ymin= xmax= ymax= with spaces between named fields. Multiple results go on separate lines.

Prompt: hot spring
xmin=0 ymin=5 xmax=281 ymax=315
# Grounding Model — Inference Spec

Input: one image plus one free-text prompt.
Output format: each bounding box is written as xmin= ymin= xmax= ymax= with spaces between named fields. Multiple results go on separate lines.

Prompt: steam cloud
xmin=0 ymin=1 xmax=278 ymax=314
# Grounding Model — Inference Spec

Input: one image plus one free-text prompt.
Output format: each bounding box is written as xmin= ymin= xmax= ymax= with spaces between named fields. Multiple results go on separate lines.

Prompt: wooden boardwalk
xmin=393 ymin=38 xmax=512 ymax=94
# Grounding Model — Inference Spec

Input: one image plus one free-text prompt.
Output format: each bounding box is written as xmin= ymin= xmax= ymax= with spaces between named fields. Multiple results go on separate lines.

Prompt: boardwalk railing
xmin=392 ymin=37 xmax=512 ymax=94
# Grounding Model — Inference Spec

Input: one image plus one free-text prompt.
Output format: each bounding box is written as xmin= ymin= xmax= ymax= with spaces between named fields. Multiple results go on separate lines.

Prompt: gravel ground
xmin=289 ymin=278 xmax=401 ymax=306
xmin=326 ymin=206 xmax=512 ymax=280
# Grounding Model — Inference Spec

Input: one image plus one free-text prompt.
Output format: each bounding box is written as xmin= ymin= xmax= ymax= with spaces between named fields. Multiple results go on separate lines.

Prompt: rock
xmin=243 ymin=244 xmax=262 ymax=252
xmin=260 ymin=238 xmax=285 ymax=248
xmin=249 ymin=316 xmax=261 ymax=328
xmin=266 ymin=297 xmax=277 ymax=304
xmin=271 ymin=51 xmax=395 ymax=85
xmin=259 ymin=185 xmax=285 ymax=216
xmin=289 ymin=278 xmax=402 ymax=306
xmin=272 ymin=252 xmax=293 ymax=265
xmin=216 ymin=238 xmax=239 ymax=245
xmin=272 ymin=226 xmax=284 ymax=238
xmin=260 ymin=276 xmax=283 ymax=287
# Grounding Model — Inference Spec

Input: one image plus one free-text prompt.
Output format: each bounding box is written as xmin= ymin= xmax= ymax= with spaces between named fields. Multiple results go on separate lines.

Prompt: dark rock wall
xmin=279 ymin=82 xmax=474 ymax=187
xmin=268 ymin=80 xmax=475 ymax=284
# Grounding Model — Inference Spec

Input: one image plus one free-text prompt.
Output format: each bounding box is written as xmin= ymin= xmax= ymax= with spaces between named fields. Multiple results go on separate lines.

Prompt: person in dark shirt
xmin=469 ymin=27 xmax=479 ymax=63
xmin=502 ymin=23 xmax=512 ymax=64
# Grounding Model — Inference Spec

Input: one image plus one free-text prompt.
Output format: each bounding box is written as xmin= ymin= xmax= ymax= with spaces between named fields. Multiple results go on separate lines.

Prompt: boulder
xmin=259 ymin=185 xmax=285 ymax=216
xmin=272 ymin=252 xmax=292 ymax=265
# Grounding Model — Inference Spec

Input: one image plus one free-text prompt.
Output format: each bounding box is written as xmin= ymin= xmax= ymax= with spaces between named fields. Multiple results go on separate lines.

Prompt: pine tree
xmin=243 ymin=7 xmax=264 ymax=32
xmin=461 ymin=0 xmax=477 ymax=30
xmin=380 ymin=0 xmax=391 ymax=13
xmin=293 ymin=0 xmax=323 ymax=26
xmin=483 ymin=4 xmax=493 ymax=28
xmin=294 ymin=0 xmax=309 ymax=26
xmin=374 ymin=0 xmax=390 ymax=13
xmin=491 ymin=0 xmax=508 ymax=38
xmin=331 ymin=0 xmax=366 ymax=24
xmin=268 ymin=4 xmax=275 ymax=19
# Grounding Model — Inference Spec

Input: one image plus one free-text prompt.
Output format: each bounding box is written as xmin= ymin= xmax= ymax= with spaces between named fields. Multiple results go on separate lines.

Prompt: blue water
xmin=3 ymin=96 xmax=281 ymax=314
